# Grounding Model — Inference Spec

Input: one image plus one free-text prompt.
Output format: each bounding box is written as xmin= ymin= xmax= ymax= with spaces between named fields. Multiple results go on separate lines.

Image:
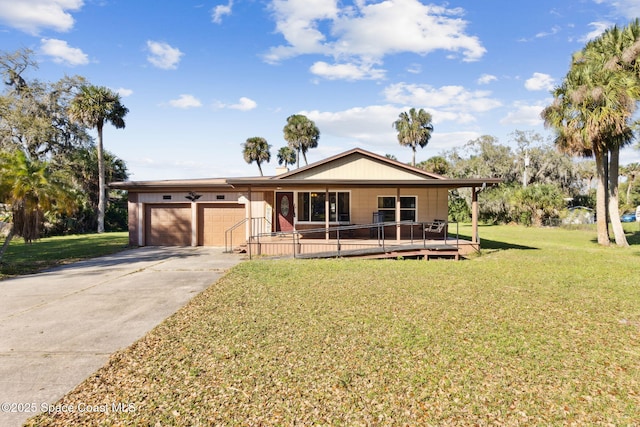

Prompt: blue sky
xmin=1 ymin=0 xmax=640 ymax=180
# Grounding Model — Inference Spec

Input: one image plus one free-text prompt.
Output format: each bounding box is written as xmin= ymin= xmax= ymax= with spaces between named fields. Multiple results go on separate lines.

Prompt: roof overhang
xmin=111 ymin=177 xmax=502 ymax=191
xmin=227 ymin=178 xmax=503 ymax=188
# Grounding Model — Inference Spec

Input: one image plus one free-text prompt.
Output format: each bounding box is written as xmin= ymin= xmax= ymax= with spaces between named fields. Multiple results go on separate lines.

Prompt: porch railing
xmin=224 ymin=216 xmax=271 ymax=253
xmin=246 ymin=220 xmax=461 ymax=259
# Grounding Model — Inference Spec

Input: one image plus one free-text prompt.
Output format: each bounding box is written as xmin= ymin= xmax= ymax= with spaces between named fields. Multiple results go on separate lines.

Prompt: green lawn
xmin=26 ymin=225 xmax=640 ymax=425
xmin=0 ymin=232 xmax=129 ymax=279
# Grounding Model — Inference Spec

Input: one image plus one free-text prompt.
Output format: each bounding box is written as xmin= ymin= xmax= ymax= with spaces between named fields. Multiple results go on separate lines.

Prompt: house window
xmin=297 ymin=191 xmax=350 ymax=222
xmin=377 ymin=196 xmax=417 ymax=222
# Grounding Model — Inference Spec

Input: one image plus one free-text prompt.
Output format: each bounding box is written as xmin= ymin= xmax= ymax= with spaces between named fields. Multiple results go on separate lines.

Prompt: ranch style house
xmin=111 ymin=148 xmax=501 ymax=259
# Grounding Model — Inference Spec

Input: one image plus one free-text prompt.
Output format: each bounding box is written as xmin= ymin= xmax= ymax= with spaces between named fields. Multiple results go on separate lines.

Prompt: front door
xmin=276 ymin=192 xmax=294 ymax=232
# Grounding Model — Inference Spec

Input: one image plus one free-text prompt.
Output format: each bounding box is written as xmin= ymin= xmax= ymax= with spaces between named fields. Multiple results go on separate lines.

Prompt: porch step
xmin=233 ymin=245 xmax=247 ymax=254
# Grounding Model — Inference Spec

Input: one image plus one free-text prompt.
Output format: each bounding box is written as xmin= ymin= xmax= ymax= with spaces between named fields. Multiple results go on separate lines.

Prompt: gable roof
xmin=273 ymin=148 xmax=444 ymax=181
xmin=111 ymin=147 xmax=502 ymax=190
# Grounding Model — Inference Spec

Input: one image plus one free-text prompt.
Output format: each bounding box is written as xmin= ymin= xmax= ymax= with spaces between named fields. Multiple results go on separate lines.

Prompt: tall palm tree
xmin=242 ymin=136 xmax=271 ymax=176
xmin=276 ymin=146 xmax=296 ymax=168
xmin=68 ymin=85 xmax=128 ymax=233
xmin=0 ymin=149 xmax=76 ymax=261
xmin=393 ymin=108 xmax=433 ymax=167
xmin=584 ymin=21 xmax=640 ymax=246
xmin=542 ymin=20 xmax=640 ymax=246
xmin=283 ymin=114 xmax=319 ymax=168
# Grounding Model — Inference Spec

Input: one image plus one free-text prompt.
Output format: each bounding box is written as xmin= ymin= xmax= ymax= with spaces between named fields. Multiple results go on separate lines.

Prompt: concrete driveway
xmin=0 ymin=246 xmax=244 ymax=427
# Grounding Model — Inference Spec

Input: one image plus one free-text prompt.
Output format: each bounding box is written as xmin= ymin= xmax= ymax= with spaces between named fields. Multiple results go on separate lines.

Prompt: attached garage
xmin=198 ymin=203 xmax=245 ymax=246
xmin=145 ymin=204 xmax=192 ymax=246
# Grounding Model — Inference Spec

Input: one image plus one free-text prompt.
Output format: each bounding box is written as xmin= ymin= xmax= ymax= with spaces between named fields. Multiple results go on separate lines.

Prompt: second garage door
xmin=198 ymin=203 xmax=246 ymax=246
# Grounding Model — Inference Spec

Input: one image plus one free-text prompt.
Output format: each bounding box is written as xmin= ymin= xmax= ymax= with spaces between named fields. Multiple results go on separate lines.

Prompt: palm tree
xmin=417 ymin=156 xmax=450 ymax=175
xmin=283 ymin=114 xmax=320 ymax=168
xmin=542 ymin=20 xmax=640 ymax=246
xmin=0 ymin=149 xmax=76 ymax=261
xmin=68 ymin=85 xmax=128 ymax=233
xmin=393 ymin=108 xmax=434 ymax=167
xmin=242 ymin=137 xmax=271 ymax=176
xmin=584 ymin=21 xmax=640 ymax=246
xmin=276 ymin=146 xmax=296 ymax=168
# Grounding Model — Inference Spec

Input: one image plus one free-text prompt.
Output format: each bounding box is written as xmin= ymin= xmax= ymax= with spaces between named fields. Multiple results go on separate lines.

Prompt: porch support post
xmin=471 ymin=186 xmax=479 ymax=244
xmin=396 ymin=187 xmax=401 ymax=241
xmin=247 ymin=186 xmax=252 ymax=259
xmin=325 ymin=187 xmax=330 ymax=240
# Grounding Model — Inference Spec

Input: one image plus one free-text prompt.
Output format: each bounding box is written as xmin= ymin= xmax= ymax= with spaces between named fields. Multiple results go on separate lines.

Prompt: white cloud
xmin=383 ymin=82 xmax=502 ymax=124
xmin=525 ymin=72 xmax=555 ymax=91
xmin=212 ymin=0 xmax=233 ymax=24
xmin=300 ymin=105 xmax=481 ymax=158
xmin=332 ymin=2 xmax=485 ymax=61
xmin=265 ymin=0 xmax=485 ymax=79
xmin=500 ymin=102 xmax=545 ymax=126
xmin=407 ymin=63 xmax=422 ymax=74
xmin=0 ymin=0 xmax=83 ymax=35
xmin=40 ymin=38 xmax=88 ymax=66
xmin=168 ymin=94 xmax=202 ymax=109
xmin=477 ymin=74 xmax=497 ymax=85
xmin=535 ymin=25 xmax=560 ymax=38
xmin=229 ymin=97 xmax=257 ymax=111
xmin=215 ymin=97 xmax=258 ymax=111
xmin=593 ymin=0 xmax=640 ymax=19
xmin=309 ymin=61 xmax=385 ymax=80
xmin=115 ymin=87 xmax=133 ymax=97
xmin=579 ymin=21 xmax=612 ymax=42
xmin=302 ymin=104 xmax=404 ymax=147
xmin=146 ymin=41 xmax=184 ymax=70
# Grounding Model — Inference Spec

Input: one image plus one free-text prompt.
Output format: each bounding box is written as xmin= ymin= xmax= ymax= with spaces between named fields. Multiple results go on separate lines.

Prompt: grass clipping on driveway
xmin=28 ymin=228 xmax=640 ymax=425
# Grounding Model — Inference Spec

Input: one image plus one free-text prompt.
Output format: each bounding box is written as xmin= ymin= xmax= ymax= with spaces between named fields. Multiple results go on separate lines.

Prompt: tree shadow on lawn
xmin=476 ymin=238 xmax=539 ymax=251
xmin=587 ymin=230 xmax=640 ymax=255
xmin=462 ymin=225 xmax=539 ymax=252
xmin=626 ymin=230 xmax=640 ymax=245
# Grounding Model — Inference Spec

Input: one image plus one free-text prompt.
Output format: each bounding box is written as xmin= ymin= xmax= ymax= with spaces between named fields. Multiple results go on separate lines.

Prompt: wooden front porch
xmin=239 ymin=221 xmax=479 ymax=260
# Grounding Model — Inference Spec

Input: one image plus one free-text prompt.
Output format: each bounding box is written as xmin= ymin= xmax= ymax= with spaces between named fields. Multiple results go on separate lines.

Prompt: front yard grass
xmin=0 ymin=232 xmax=129 ymax=279
xmin=27 ymin=225 xmax=640 ymax=425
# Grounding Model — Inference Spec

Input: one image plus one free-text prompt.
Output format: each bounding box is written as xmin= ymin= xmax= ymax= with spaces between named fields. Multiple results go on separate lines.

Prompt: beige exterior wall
xmin=127 ymin=186 xmax=449 ymax=246
xmin=347 ymin=187 xmax=448 ymax=224
xmin=289 ymin=156 xmax=432 ymax=180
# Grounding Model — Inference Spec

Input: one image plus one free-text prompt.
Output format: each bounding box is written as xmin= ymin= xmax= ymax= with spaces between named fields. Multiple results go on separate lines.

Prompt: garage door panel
xmin=145 ymin=204 xmax=191 ymax=246
xmin=198 ymin=204 xmax=245 ymax=246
